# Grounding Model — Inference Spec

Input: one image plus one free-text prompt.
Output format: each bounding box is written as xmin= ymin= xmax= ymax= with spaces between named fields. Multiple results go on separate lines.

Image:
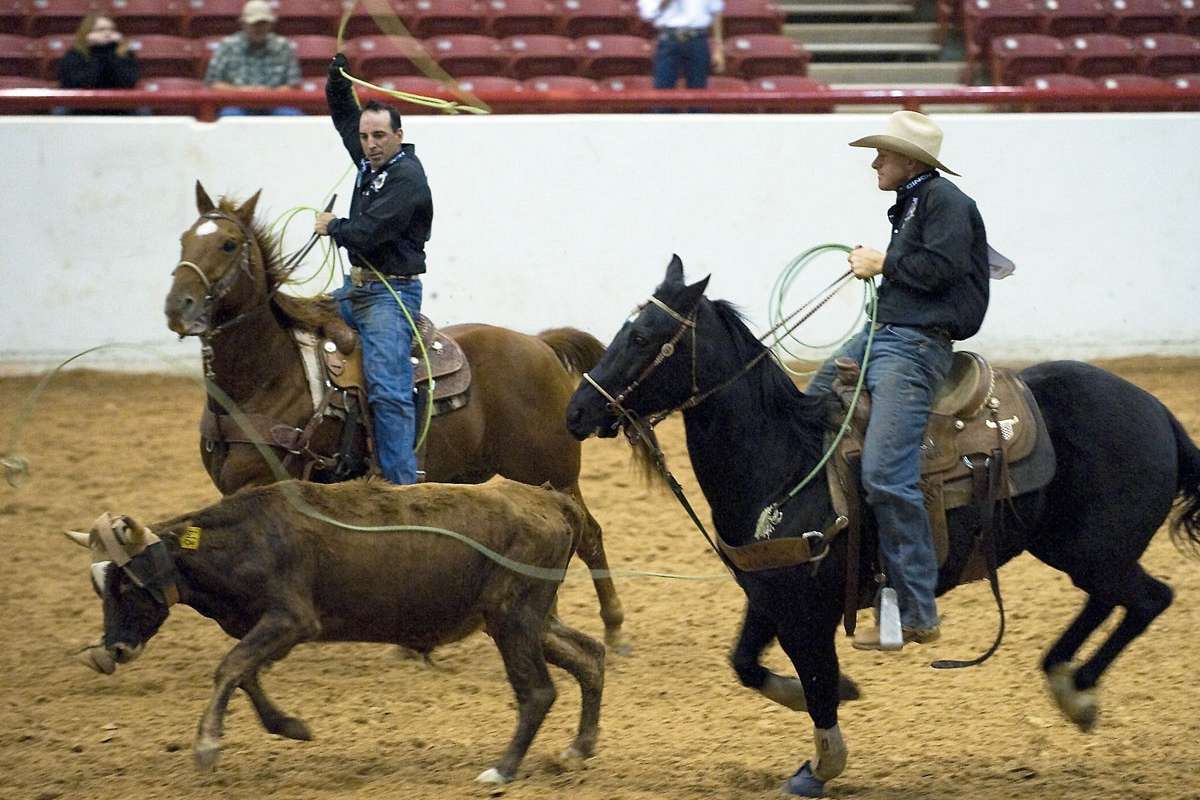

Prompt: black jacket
xmin=875 ymin=171 xmax=989 ymax=341
xmin=326 ymin=72 xmax=432 ymax=276
xmin=58 ymin=44 xmax=139 ymax=89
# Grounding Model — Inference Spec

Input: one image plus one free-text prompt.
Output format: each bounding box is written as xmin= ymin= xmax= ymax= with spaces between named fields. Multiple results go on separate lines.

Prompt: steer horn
xmin=64 ymin=530 xmax=91 ymax=547
xmin=76 ymin=640 xmax=117 ymax=675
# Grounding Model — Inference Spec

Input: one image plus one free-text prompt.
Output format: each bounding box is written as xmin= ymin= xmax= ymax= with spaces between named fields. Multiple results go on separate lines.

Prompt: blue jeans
xmin=652 ymin=34 xmax=711 ymax=89
xmin=333 ymin=276 xmax=422 ymax=484
xmin=807 ymin=323 xmax=954 ymax=630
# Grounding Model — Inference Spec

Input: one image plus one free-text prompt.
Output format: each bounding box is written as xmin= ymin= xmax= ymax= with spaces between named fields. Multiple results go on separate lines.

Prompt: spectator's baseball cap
xmin=241 ymin=0 xmax=277 ymax=24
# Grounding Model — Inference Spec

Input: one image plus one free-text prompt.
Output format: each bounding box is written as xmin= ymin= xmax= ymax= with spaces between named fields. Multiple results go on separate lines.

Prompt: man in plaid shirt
xmin=204 ymin=0 xmax=302 ymax=116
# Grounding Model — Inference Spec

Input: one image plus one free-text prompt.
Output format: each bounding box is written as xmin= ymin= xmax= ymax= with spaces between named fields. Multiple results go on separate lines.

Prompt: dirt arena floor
xmin=1 ymin=358 xmax=1199 ymax=800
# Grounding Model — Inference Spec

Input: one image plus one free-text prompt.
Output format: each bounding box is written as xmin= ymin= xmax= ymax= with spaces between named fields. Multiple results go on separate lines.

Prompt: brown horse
xmin=163 ymin=182 xmax=626 ymax=651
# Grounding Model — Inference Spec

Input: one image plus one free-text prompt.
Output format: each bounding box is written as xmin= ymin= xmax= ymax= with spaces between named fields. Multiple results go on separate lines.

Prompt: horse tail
xmin=1168 ymin=410 xmax=1200 ymax=557
xmin=538 ymin=327 xmax=606 ymax=375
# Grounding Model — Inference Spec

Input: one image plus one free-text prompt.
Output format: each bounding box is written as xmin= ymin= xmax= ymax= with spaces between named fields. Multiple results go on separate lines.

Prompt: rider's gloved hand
xmin=328 ymin=52 xmax=349 ymax=79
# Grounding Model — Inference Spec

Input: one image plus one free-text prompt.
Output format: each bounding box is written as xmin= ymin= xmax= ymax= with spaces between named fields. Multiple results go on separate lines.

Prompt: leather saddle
xmin=827 ymin=351 xmax=1056 ymax=577
xmin=319 ymin=314 xmax=472 ymax=414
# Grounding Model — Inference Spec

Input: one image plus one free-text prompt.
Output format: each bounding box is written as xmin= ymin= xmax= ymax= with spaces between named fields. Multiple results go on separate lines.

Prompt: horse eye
xmin=222 ymin=240 xmax=237 ymax=253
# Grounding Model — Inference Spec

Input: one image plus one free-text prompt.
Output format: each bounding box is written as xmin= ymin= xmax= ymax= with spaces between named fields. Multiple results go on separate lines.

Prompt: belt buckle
xmin=350 ymin=266 xmax=365 ymax=287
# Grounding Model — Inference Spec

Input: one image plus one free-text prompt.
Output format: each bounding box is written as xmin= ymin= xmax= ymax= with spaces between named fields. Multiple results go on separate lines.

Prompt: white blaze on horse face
xmin=193 ymin=220 xmax=219 ymax=238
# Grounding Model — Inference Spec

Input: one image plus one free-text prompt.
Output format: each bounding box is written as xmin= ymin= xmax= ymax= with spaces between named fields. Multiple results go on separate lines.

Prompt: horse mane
xmin=708 ymin=298 xmax=831 ymax=468
xmin=216 ymin=195 xmax=342 ymax=334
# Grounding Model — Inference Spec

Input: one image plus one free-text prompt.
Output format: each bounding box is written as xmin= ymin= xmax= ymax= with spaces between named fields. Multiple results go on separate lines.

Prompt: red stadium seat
xmin=750 ymin=73 xmax=829 ymax=90
xmin=964 ymin=0 xmax=1041 ymax=67
xmin=1020 ymin=71 xmax=1100 ymax=108
xmin=0 ymin=33 xmax=39 ymax=77
xmin=27 ymin=0 xmax=103 ymax=37
xmin=36 ymin=33 xmax=75 ymax=79
xmin=521 ymin=73 xmax=599 ymax=90
xmin=989 ymin=33 xmax=1068 ymax=83
xmin=484 ymin=0 xmax=558 ymax=37
xmin=750 ymin=74 xmax=830 ymax=111
xmin=0 ymin=74 xmax=53 ymax=86
xmin=346 ymin=34 xmax=429 ymax=78
xmin=340 ymin=0 xmax=413 ymax=39
xmin=1180 ymin=0 xmax=1199 ymax=33
xmin=0 ymin=1 xmax=30 ymax=36
xmin=104 ymin=0 xmax=184 ymax=36
xmin=723 ymin=34 xmax=810 ymax=78
xmin=126 ymin=34 xmax=198 ymax=78
xmin=290 ymin=34 xmax=338 ymax=78
xmin=426 ymin=33 xmax=507 ymax=75
xmin=1134 ymin=31 xmax=1200 ymax=73
xmin=1096 ymin=71 xmax=1172 ymax=107
xmin=576 ymin=33 xmax=650 ymax=78
xmin=502 ymin=34 xmax=579 ymax=78
xmin=407 ymin=0 xmax=488 ymax=36
xmin=297 ymin=74 xmax=326 ymax=92
xmin=182 ymin=0 xmax=242 ymax=36
xmin=600 ymin=72 xmax=652 ymax=89
xmin=271 ymin=0 xmax=340 ymax=37
xmin=703 ymin=74 xmax=750 ymax=90
xmin=559 ymin=0 xmax=633 ymax=37
xmin=375 ymin=74 xmax=444 ymax=92
xmin=1105 ymin=0 xmax=1178 ymax=34
xmin=721 ymin=0 xmax=786 ymax=35
xmin=1037 ymin=0 xmax=1109 ymax=35
xmin=1064 ymin=32 xmax=1137 ymax=76
xmin=454 ymin=73 xmax=523 ymax=90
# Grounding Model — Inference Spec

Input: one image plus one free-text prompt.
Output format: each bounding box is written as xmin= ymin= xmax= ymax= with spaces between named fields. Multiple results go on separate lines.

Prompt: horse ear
xmin=680 ymin=274 xmax=711 ymax=308
xmin=235 ymin=190 xmax=262 ymax=226
xmin=664 ymin=254 xmax=685 ymax=286
xmin=195 ymin=181 xmax=215 ymax=215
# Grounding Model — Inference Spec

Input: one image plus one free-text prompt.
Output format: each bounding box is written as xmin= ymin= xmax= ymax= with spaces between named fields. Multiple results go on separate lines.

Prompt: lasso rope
xmin=1 ymin=344 xmax=726 ymax=583
xmin=335 ymin=0 xmax=490 ymax=116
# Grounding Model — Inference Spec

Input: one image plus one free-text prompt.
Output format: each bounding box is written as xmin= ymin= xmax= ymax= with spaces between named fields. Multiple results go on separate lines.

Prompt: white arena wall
xmin=1 ymin=112 xmax=1198 ymax=372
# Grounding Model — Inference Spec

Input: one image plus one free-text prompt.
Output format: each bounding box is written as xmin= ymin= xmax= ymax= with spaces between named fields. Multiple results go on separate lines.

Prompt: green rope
xmin=3 ymin=343 xmax=726 ymax=582
xmin=769 ymin=244 xmax=873 ymax=376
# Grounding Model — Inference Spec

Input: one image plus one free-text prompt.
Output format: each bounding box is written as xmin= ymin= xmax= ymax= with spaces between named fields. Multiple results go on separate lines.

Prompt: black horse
xmin=565 ymin=255 xmax=1200 ymax=798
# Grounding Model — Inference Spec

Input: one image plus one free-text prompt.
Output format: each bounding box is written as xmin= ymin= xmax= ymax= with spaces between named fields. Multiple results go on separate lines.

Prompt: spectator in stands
xmin=204 ymin=0 xmax=302 ymax=116
xmin=59 ymin=14 xmax=139 ymax=90
xmin=314 ymin=53 xmax=432 ymax=485
xmin=638 ymin=0 xmax=726 ymax=89
xmin=805 ymin=111 xmax=990 ymax=653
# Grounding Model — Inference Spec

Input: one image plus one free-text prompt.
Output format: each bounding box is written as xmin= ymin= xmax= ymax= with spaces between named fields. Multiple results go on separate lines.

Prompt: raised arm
xmin=325 ymin=53 xmax=363 ymax=164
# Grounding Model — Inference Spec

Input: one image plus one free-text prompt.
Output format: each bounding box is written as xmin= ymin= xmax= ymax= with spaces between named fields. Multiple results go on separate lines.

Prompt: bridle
xmin=172 ymin=210 xmax=267 ymax=344
xmin=581 ymin=294 xmax=777 ymax=436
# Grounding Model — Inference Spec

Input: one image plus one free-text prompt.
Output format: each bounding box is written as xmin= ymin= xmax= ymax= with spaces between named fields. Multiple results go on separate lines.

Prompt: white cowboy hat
xmin=241 ymin=0 xmax=276 ymax=24
xmin=848 ymin=110 xmax=960 ymax=177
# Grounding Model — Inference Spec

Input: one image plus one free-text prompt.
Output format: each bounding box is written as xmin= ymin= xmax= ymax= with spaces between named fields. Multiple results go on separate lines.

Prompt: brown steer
xmin=65 ymin=478 xmax=605 ymax=784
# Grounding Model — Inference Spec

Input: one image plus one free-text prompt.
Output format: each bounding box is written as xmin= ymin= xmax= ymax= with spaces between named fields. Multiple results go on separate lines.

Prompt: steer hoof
xmin=275 ymin=717 xmax=313 ymax=741
xmin=1047 ymin=663 xmax=1099 ymax=732
xmin=475 ymin=767 xmax=513 ymax=785
xmin=193 ymin=737 xmax=222 ymax=772
xmin=783 ymin=761 xmax=826 ymax=798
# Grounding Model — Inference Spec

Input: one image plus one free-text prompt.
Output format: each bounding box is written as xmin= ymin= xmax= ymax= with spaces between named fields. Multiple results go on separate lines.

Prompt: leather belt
xmin=349 ymin=266 xmax=419 ymax=286
xmin=658 ymin=27 xmax=710 ymax=41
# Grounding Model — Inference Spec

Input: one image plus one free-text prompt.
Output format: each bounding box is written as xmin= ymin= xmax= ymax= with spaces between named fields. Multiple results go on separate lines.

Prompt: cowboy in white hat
xmin=806 ymin=110 xmax=991 ymax=651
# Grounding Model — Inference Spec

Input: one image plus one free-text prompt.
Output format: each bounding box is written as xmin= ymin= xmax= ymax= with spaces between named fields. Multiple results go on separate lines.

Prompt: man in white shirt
xmin=637 ymin=0 xmax=725 ymax=89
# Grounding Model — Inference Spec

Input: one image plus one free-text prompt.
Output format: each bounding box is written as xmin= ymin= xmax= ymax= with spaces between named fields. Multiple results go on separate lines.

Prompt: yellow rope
xmin=336 ymin=0 xmax=491 ymax=116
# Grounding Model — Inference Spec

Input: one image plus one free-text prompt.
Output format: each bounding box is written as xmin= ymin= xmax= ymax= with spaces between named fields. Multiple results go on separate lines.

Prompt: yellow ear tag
xmin=180 ymin=526 xmax=202 ymax=550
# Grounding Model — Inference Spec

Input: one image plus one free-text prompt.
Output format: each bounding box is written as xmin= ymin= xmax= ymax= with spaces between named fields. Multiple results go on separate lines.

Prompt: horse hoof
xmin=782 ymin=761 xmax=825 ymax=797
xmin=555 ymin=747 xmax=588 ymax=772
xmin=475 ymin=767 xmax=512 ymax=785
xmin=605 ymin=632 xmax=633 ymax=657
xmin=1047 ymin=663 xmax=1099 ymax=732
xmin=193 ymin=738 xmax=222 ymax=772
xmin=275 ymin=717 xmax=313 ymax=741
